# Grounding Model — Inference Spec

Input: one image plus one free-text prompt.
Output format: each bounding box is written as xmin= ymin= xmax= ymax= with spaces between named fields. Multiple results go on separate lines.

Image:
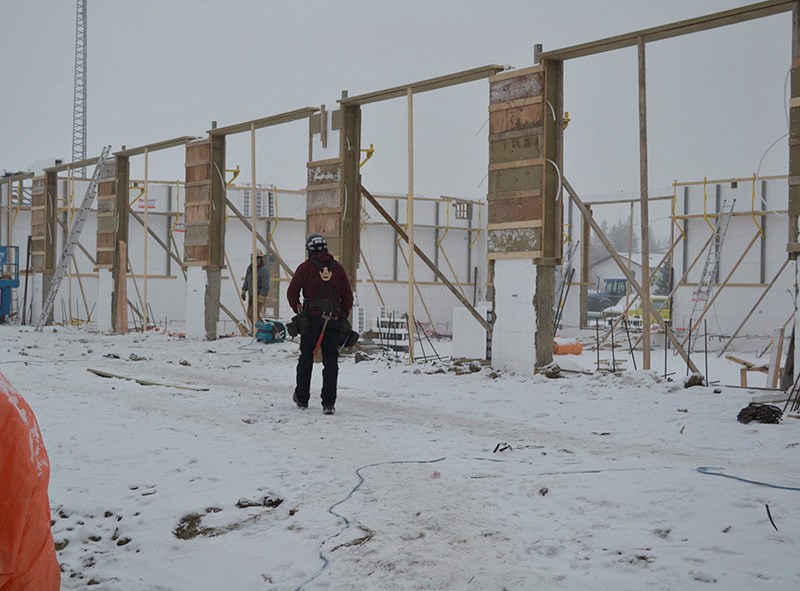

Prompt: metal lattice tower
xmin=72 ymin=0 xmax=87 ymax=175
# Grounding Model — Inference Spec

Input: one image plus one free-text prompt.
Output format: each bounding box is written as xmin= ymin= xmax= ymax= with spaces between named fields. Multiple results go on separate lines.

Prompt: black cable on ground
xmin=294 ymin=456 xmax=446 ymax=591
xmin=696 ymin=467 xmax=800 ymax=492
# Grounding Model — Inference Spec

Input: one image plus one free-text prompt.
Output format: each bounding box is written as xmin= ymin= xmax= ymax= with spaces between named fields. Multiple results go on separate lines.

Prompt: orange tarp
xmin=0 ymin=372 xmax=60 ymax=591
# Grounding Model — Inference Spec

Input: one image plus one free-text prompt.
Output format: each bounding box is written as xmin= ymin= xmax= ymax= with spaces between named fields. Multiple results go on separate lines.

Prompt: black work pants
xmin=294 ymin=314 xmax=340 ymax=408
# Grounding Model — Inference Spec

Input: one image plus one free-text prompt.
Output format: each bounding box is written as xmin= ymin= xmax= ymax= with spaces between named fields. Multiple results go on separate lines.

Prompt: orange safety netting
xmin=0 ymin=372 xmax=60 ymax=591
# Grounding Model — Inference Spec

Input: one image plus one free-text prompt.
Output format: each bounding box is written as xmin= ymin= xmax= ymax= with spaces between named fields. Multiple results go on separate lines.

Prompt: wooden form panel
xmin=489 ymin=67 xmax=543 ymax=104
xmin=487 ymin=66 xmax=546 ymax=259
xmin=489 ymin=131 xmax=544 ymax=165
xmin=488 ymin=163 xmax=542 ymax=194
xmin=96 ymin=159 xmax=120 ymax=268
xmin=30 ymin=177 xmax=46 ymax=271
xmin=307 ymin=159 xmax=341 ymax=186
xmin=183 ymin=138 xmax=224 ymax=267
xmin=488 ymin=194 xmax=543 ymax=224
xmin=305 ymin=158 xmax=343 ymax=259
xmin=488 ymin=102 xmax=543 ymax=135
xmin=487 ymin=227 xmax=542 ymax=258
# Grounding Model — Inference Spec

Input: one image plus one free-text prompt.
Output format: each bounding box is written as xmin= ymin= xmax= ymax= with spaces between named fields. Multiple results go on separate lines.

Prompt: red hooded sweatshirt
xmin=287 ymin=252 xmax=353 ymax=318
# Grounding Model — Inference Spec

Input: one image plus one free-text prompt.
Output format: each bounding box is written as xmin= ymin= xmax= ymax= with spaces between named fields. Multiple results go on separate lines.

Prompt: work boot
xmin=293 ymin=392 xmax=308 ymax=410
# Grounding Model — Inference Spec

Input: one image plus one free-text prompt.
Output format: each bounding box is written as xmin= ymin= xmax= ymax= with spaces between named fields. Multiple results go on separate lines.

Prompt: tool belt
xmin=286 ymin=310 xmax=309 ymax=338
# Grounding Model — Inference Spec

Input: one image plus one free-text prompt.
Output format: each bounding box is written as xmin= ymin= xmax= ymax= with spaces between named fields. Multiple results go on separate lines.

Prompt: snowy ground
xmin=2 ymin=325 xmax=799 ymax=590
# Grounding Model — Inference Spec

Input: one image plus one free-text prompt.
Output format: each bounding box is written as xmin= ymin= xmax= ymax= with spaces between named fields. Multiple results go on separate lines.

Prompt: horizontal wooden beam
xmin=539 ymin=0 xmax=794 ymax=61
xmin=44 ymin=155 xmax=100 ymax=173
xmin=207 ymin=107 xmax=319 ymax=136
xmin=339 ymin=65 xmax=506 ymax=106
xmin=115 ymin=136 xmax=198 ymax=157
xmin=1 ymin=172 xmax=34 ymax=183
xmin=675 ymin=173 xmax=787 ymax=187
xmin=585 ymin=194 xmax=672 ymax=206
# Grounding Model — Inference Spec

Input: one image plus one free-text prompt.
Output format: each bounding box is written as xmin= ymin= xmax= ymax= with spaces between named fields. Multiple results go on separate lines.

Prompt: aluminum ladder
xmin=35 ymin=146 xmax=111 ymax=330
xmin=686 ymin=198 xmax=735 ymax=329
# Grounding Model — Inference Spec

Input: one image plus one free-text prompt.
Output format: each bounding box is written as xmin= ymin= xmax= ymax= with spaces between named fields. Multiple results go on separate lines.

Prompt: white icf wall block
xmin=452 ymin=304 xmax=491 ymax=360
xmin=96 ymin=269 xmax=113 ymax=332
xmin=491 ymin=259 xmax=537 ymax=375
xmin=185 ymin=267 xmax=206 ymax=339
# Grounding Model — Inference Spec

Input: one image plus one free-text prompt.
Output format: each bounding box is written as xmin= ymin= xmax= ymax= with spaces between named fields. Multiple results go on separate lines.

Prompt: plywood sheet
xmin=488 ymin=165 xmax=542 ymax=195
xmin=307 ymin=161 xmax=342 ymax=185
xmin=489 ymin=131 xmax=543 ymax=164
xmin=96 ymin=252 xmax=113 ymax=267
xmin=96 ymin=198 xmax=115 ymax=215
xmin=96 ymin=215 xmax=116 ymax=232
xmin=98 ymin=179 xmax=116 ymax=197
xmin=307 ymin=187 xmax=341 ymax=211
xmin=306 ymin=211 xmax=340 ymax=235
xmin=489 ymin=103 xmax=543 ymax=135
xmin=186 ymin=141 xmax=210 ymax=162
xmin=184 ymin=244 xmax=209 ymax=263
xmin=96 ymin=232 xmax=115 ymax=249
xmin=488 ymin=195 xmax=542 ymax=224
xmin=488 ymin=227 xmax=542 ymax=254
xmin=184 ymin=202 xmax=210 ymax=224
xmin=184 ymin=225 xmax=209 ymax=246
xmin=185 ymin=184 xmax=210 ymax=202
xmin=489 ymin=72 xmax=543 ymax=105
xmin=186 ymin=163 xmax=211 ymax=184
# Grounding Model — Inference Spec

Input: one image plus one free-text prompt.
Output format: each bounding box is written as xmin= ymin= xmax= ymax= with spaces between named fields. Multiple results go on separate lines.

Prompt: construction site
xmin=0 ymin=1 xmax=795 ymax=384
xmin=2 ymin=2 xmax=800 ymax=589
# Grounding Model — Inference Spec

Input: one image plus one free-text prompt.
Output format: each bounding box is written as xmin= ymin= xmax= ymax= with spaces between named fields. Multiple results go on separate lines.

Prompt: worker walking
xmin=287 ymin=234 xmax=353 ymax=415
xmin=241 ymin=250 xmax=270 ymax=320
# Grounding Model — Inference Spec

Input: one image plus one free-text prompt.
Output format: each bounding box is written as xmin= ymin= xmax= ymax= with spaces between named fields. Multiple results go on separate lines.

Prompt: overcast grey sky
xmin=0 ymin=1 xmax=790 ymax=202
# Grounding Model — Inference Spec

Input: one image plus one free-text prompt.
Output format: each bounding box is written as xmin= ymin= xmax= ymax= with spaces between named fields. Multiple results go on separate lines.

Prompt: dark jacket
xmin=242 ymin=262 xmax=270 ymax=296
xmin=287 ymin=252 xmax=353 ymax=317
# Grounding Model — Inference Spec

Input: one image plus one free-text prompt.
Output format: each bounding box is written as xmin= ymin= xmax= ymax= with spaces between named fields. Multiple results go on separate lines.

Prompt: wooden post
xmin=637 ymin=36 xmax=652 ymax=369
xmin=143 ymin=147 xmax=149 ymax=331
xmin=111 ymin=154 xmax=130 ymax=332
xmin=340 ymin=102 xmax=362 ymax=292
xmin=116 ymin=240 xmax=128 ymax=334
xmin=250 ymin=123 xmax=258 ymax=330
xmin=580 ymin=204 xmax=591 ymax=327
xmin=536 ymin=57 xmax=564 ymax=368
xmin=791 ymin=2 xmax=800 ymax=391
xmin=407 ymin=87 xmax=416 ymax=362
xmin=767 ymin=328 xmax=785 ymax=388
